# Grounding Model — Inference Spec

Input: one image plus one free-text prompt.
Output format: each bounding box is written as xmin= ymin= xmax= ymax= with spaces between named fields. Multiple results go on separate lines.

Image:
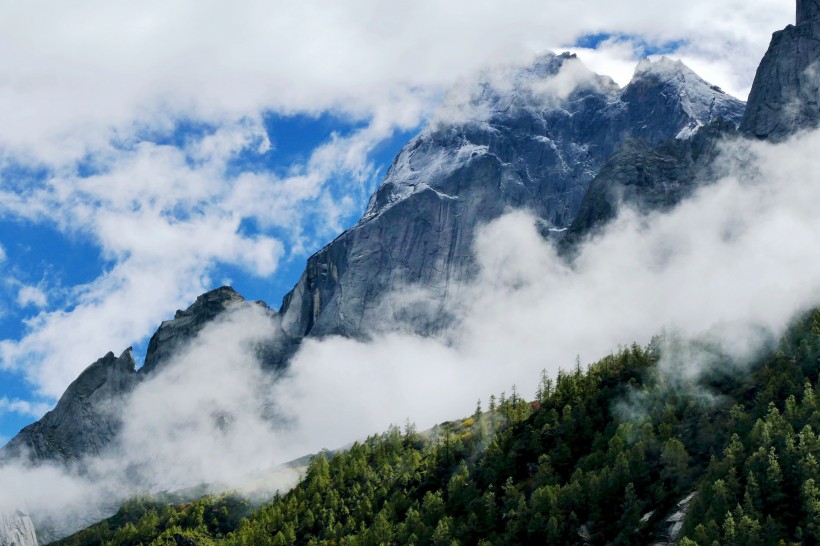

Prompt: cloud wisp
xmin=0 ymin=117 xmax=395 ymax=399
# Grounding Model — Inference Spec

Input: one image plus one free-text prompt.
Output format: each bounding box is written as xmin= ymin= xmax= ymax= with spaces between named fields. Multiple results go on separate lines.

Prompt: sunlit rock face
xmin=0 ymin=509 xmax=37 ymax=546
xmin=279 ymin=53 xmax=744 ymax=340
xmin=741 ymin=0 xmax=820 ymax=140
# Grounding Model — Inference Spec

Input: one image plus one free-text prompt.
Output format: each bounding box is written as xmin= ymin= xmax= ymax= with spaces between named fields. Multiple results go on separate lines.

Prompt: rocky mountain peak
xmin=798 ymin=0 xmax=820 ymax=25
xmin=633 ymin=56 xmax=687 ymax=77
xmin=279 ymin=53 xmax=744 ymax=341
xmin=624 ymin=56 xmax=745 ymax=140
xmin=57 ymin=349 xmax=136 ymax=404
xmin=0 ymin=349 xmax=139 ymax=463
xmin=740 ymin=0 xmax=820 ymax=140
xmin=141 ymin=286 xmax=245 ymax=375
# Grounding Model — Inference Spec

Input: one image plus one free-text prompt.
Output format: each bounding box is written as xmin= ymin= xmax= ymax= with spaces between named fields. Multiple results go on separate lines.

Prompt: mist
xmin=3 ymin=125 xmax=820 ymax=537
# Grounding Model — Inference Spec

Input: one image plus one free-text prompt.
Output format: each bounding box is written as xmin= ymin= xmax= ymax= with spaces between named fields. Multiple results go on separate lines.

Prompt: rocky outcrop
xmin=0 ymin=286 xmax=294 ymax=467
xmin=1 ymin=349 xmax=138 ymax=464
xmin=798 ymin=0 xmax=820 ymax=25
xmin=741 ymin=0 xmax=820 ymax=140
xmin=141 ymin=286 xmax=246 ymax=375
xmin=279 ymin=53 xmax=744 ymax=339
xmin=0 ymin=509 xmax=37 ymax=546
xmin=143 ymin=286 xmax=296 ymax=374
xmin=562 ymin=119 xmax=737 ymax=248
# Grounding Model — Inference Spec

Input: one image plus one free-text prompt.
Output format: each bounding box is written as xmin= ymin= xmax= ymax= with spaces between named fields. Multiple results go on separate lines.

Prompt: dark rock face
xmin=0 ymin=286 xmax=291 ymax=466
xmin=141 ymin=286 xmax=246 ymax=375
xmin=798 ymin=0 xmax=820 ymax=25
xmin=279 ymin=54 xmax=744 ymax=339
xmin=567 ymin=0 xmax=820 ymax=247
xmin=563 ymin=119 xmax=738 ymax=247
xmin=741 ymin=3 xmax=820 ymax=140
xmin=0 ymin=349 xmax=138 ymax=464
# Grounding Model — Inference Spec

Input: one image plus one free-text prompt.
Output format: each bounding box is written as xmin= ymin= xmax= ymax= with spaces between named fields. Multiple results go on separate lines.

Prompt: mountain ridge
xmin=0 ymin=53 xmax=747 ymax=466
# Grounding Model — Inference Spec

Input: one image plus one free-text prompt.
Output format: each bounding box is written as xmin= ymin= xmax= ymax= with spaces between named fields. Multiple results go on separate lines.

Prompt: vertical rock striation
xmin=741 ymin=0 xmax=820 ymax=140
xmin=0 ymin=509 xmax=37 ymax=546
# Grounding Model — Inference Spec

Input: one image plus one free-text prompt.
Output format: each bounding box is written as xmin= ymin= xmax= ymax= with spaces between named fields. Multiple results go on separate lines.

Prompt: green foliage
xmin=50 ymin=309 xmax=820 ymax=546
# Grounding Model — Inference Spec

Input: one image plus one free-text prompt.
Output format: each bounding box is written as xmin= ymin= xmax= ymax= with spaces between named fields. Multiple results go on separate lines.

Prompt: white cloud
xmin=0 ymin=397 xmax=50 ymax=419
xmin=0 ymin=115 xmax=399 ymax=398
xmin=105 ymin=126 xmax=820 ymax=474
xmin=0 ymin=1 xmax=790 ymax=164
xmin=269 ymin=127 xmax=820 ymax=457
xmin=16 ymin=286 xmax=47 ymax=309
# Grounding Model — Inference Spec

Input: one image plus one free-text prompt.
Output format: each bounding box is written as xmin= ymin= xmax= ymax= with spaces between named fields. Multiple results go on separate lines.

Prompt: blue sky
xmin=0 ymin=114 xmax=415 ymax=440
xmin=0 ymin=0 xmax=791 ymax=443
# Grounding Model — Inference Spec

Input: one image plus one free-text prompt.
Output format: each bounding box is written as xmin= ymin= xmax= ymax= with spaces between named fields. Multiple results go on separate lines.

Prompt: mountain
xmin=0 ymin=287 xmax=277 ymax=467
xmin=0 ymin=48 xmax=745 ymax=473
xmin=49 ymin=309 xmax=820 ymax=545
xmin=277 ymin=53 xmax=744 ymax=341
xmin=741 ymin=0 xmax=820 ymax=140
xmin=0 ymin=350 xmax=138 ymax=464
xmin=2 ymin=1 xmax=819 ymax=544
xmin=561 ymin=118 xmax=738 ymax=249
xmin=562 ymin=0 xmax=820 ymax=250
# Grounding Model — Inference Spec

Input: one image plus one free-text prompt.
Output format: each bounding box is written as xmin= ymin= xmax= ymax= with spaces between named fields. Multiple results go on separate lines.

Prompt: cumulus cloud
xmin=270 ymin=127 xmax=820 ymax=455
xmin=0 ymin=115 xmax=399 ymax=398
xmin=0 ymin=0 xmax=789 ymax=162
xmin=16 ymin=286 xmax=47 ymax=309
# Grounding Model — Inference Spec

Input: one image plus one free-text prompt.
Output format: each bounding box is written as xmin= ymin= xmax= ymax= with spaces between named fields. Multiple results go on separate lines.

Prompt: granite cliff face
xmin=279 ymin=53 xmax=744 ymax=339
xmin=562 ymin=119 xmax=738 ymax=247
xmin=0 ymin=509 xmax=37 ymax=546
xmin=741 ymin=0 xmax=820 ymax=140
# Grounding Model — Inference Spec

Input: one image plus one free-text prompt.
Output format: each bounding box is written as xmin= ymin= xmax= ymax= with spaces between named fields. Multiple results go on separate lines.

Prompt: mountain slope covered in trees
xmin=51 ymin=309 xmax=820 ymax=545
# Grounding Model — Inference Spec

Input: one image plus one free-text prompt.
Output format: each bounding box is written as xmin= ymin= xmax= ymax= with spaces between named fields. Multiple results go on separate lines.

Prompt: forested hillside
xmin=50 ymin=309 xmax=820 ymax=545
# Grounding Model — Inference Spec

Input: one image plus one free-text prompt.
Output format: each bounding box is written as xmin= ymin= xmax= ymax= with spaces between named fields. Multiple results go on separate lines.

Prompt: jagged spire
xmin=741 ymin=0 xmax=820 ymax=139
xmin=797 ymin=0 xmax=820 ymax=25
